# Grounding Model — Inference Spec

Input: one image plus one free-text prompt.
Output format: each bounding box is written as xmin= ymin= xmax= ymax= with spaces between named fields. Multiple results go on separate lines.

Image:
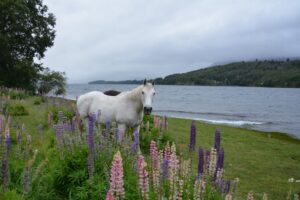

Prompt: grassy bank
xmin=1 ymin=94 xmax=299 ymax=199
xmin=165 ymin=117 xmax=300 ymax=199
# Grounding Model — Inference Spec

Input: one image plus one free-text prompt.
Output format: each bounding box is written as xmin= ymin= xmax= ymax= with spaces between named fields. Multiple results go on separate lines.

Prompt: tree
xmin=37 ymin=68 xmax=67 ymax=96
xmin=0 ymin=0 xmax=56 ymax=91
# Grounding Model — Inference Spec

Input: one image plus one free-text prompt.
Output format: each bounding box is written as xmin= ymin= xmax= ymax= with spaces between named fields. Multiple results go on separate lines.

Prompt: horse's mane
xmin=104 ymin=90 xmax=121 ymax=96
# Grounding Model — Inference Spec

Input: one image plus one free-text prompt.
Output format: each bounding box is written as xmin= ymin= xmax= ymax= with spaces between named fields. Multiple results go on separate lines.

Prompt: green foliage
xmin=33 ymin=97 xmax=44 ymax=105
xmin=5 ymin=103 xmax=29 ymax=116
xmin=0 ymin=0 xmax=56 ymax=91
xmin=48 ymin=106 xmax=74 ymax=123
xmin=155 ymin=60 xmax=300 ymax=87
xmin=38 ymin=68 xmax=67 ymax=96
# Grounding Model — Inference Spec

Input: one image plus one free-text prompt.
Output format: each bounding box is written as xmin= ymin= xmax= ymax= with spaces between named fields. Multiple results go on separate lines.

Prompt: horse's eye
xmin=142 ymin=91 xmax=144 ymax=95
xmin=153 ymin=92 xmax=155 ymax=96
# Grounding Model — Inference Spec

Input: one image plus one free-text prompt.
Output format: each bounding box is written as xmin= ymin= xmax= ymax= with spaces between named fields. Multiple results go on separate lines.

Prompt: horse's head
xmin=141 ymin=79 xmax=155 ymax=115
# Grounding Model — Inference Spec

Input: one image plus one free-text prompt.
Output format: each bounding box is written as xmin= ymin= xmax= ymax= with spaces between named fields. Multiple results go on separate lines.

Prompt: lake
xmin=66 ymin=84 xmax=300 ymax=139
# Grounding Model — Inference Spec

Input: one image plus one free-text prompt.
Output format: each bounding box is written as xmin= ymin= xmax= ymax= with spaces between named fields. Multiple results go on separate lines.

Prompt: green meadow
xmin=1 ymin=95 xmax=299 ymax=199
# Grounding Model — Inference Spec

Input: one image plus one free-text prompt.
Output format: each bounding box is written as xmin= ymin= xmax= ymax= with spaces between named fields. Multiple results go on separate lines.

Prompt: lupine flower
xmin=87 ymin=114 xmax=96 ymax=178
xmin=247 ymin=191 xmax=254 ymax=200
xmin=205 ymin=150 xmax=210 ymax=173
xmin=138 ymin=155 xmax=149 ymax=199
xmin=169 ymin=143 xmax=179 ymax=196
xmin=16 ymin=129 xmax=22 ymax=155
xmin=164 ymin=141 xmax=171 ymax=161
xmin=131 ymin=129 xmax=140 ymax=153
xmin=216 ymin=147 xmax=224 ymax=170
xmin=198 ymin=146 xmax=204 ymax=176
xmin=106 ymin=118 xmax=111 ymax=137
xmin=71 ymin=116 xmax=76 ymax=132
xmin=54 ymin=124 xmax=63 ymax=145
xmin=164 ymin=115 xmax=168 ymax=130
xmin=106 ymin=190 xmax=115 ymax=200
xmin=225 ymin=193 xmax=233 ymax=200
xmin=177 ymin=179 xmax=184 ymax=200
xmin=189 ymin=121 xmax=196 ymax=151
xmin=150 ymin=141 xmax=158 ymax=169
xmin=162 ymin=159 xmax=169 ymax=180
xmin=208 ymin=148 xmax=217 ymax=176
xmin=214 ymin=128 xmax=221 ymax=152
xmin=225 ymin=180 xmax=231 ymax=194
xmin=110 ymin=151 xmax=125 ymax=199
xmin=194 ymin=178 xmax=206 ymax=200
xmin=5 ymin=127 xmax=11 ymax=150
xmin=150 ymin=141 xmax=159 ymax=189
xmin=114 ymin=128 xmax=119 ymax=143
xmin=58 ymin=111 xmax=63 ymax=122
xmin=159 ymin=118 xmax=163 ymax=132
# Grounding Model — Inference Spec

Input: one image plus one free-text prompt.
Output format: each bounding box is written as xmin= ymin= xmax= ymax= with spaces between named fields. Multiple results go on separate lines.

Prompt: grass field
xmin=1 ymin=95 xmax=299 ymax=199
xmin=164 ymin=117 xmax=300 ymax=199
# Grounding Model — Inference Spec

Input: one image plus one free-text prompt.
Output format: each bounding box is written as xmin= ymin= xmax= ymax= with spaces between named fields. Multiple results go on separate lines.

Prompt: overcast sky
xmin=42 ymin=0 xmax=300 ymax=83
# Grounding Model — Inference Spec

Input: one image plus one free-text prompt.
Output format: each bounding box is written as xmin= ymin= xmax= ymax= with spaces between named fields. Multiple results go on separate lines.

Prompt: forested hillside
xmin=155 ymin=60 xmax=300 ymax=87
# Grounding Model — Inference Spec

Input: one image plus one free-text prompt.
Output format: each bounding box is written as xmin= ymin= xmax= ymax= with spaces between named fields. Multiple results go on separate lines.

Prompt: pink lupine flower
xmin=110 ymin=151 xmax=125 ymax=199
xmin=168 ymin=143 xmax=179 ymax=197
xmin=164 ymin=141 xmax=171 ymax=161
xmin=106 ymin=190 xmax=115 ymax=200
xmin=150 ymin=141 xmax=158 ymax=170
xmin=138 ymin=155 xmax=149 ymax=199
xmin=150 ymin=141 xmax=159 ymax=190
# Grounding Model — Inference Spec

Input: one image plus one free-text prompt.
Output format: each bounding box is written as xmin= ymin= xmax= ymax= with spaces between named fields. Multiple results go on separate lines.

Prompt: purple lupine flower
xmin=198 ymin=146 xmax=204 ymax=176
xmin=71 ymin=116 xmax=76 ymax=132
xmin=5 ymin=130 xmax=12 ymax=150
xmin=54 ymin=124 xmax=63 ymax=144
xmin=58 ymin=111 xmax=63 ymax=122
xmin=164 ymin=115 xmax=168 ymax=130
xmin=88 ymin=113 xmax=96 ymax=154
xmin=214 ymin=128 xmax=221 ymax=152
xmin=224 ymin=180 xmax=231 ymax=194
xmin=205 ymin=150 xmax=210 ymax=172
xmin=189 ymin=120 xmax=196 ymax=151
xmin=114 ymin=128 xmax=119 ymax=143
xmin=17 ymin=130 xmax=22 ymax=144
xmin=131 ymin=129 xmax=139 ymax=153
xmin=162 ymin=159 xmax=169 ymax=180
xmin=87 ymin=113 xmax=96 ymax=178
xmin=216 ymin=148 xmax=224 ymax=170
xmin=105 ymin=118 xmax=111 ymax=137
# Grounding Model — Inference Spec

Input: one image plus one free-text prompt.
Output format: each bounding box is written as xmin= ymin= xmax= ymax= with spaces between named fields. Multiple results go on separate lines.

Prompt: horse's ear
xmin=143 ymin=79 xmax=147 ymax=85
xmin=152 ymin=80 xmax=155 ymax=86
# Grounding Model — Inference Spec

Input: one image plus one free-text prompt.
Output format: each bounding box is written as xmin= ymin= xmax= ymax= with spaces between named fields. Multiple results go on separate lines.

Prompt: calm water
xmin=66 ymin=84 xmax=300 ymax=138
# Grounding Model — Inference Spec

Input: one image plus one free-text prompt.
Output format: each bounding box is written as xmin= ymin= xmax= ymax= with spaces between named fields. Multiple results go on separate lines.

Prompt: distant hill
xmin=89 ymin=59 xmax=300 ymax=87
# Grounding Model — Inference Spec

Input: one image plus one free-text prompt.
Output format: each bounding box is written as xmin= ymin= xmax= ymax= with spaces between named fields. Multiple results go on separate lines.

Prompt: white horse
xmin=76 ymin=79 xmax=155 ymax=131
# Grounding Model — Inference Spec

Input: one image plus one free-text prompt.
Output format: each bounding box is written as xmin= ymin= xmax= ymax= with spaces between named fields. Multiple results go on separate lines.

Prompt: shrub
xmin=5 ymin=103 xmax=29 ymax=116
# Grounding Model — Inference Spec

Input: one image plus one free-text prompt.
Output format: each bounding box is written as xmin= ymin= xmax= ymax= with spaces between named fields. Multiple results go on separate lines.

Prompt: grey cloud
xmin=43 ymin=0 xmax=300 ymax=83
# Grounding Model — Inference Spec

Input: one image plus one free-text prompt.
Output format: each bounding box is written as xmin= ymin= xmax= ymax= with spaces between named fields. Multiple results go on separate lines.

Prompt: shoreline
xmin=159 ymin=114 xmax=300 ymax=143
xmin=58 ymin=95 xmax=300 ymax=142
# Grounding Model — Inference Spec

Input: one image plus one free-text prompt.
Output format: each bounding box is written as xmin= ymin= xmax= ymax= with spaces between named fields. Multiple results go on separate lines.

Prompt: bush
xmin=33 ymin=97 xmax=44 ymax=105
xmin=9 ymin=90 xmax=28 ymax=100
xmin=5 ymin=103 xmax=29 ymax=116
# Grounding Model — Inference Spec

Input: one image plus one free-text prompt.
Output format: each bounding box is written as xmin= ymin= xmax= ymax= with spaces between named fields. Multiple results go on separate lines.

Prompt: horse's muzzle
xmin=144 ymin=107 xmax=152 ymax=115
